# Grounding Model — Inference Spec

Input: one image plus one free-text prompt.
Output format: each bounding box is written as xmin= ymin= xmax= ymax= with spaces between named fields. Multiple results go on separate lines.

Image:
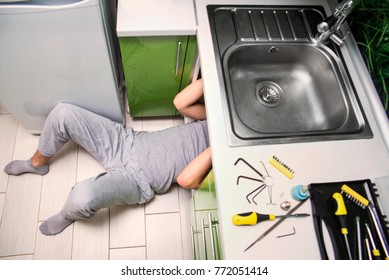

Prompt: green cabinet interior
xmin=190 ymin=171 xmax=222 ymax=260
xmin=119 ymin=36 xmax=197 ymax=117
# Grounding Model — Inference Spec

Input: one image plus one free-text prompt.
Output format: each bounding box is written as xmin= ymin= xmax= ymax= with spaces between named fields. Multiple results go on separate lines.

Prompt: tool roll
xmin=308 ymin=179 xmax=389 ymax=260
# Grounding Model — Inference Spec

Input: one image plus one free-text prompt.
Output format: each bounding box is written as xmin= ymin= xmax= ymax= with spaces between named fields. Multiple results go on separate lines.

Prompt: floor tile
xmin=0 ymin=115 xmax=18 ymax=192
xmin=34 ymin=222 xmax=73 ymax=260
xmin=0 ymin=194 xmax=5 ymax=223
xmin=72 ymin=208 xmax=110 ymax=260
xmin=0 ymin=126 xmax=42 ymax=257
xmin=110 ymin=247 xmax=146 ymax=260
xmin=142 ymin=117 xmax=174 ymax=132
xmin=145 ymin=184 xmax=179 ymax=214
xmin=126 ymin=115 xmax=143 ymax=131
xmin=0 ymin=254 xmax=34 ymax=260
xmin=178 ymin=187 xmax=194 ymax=260
xmin=0 ymin=174 xmax=42 ymax=257
xmin=145 ymin=213 xmax=183 ymax=260
xmin=110 ymin=204 xmax=146 ymax=248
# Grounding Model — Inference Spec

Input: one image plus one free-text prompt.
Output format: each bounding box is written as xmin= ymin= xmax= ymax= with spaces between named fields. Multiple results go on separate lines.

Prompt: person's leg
xmin=5 ymin=103 xmax=126 ymax=175
xmin=39 ymin=170 xmax=141 ymax=236
xmin=39 ymin=103 xmax=127 ymax=167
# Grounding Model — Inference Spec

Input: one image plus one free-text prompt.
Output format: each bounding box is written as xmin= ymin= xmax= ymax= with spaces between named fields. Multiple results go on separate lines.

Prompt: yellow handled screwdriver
xmin=232 ymin=211 xmax=310 ymax=226
xmin=332 ymin=192 xmax=353 ymax=260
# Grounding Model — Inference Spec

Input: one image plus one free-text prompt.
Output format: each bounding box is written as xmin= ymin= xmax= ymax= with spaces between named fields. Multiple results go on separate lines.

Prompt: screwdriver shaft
xmin=277 ymin=213 xmax=310 ymax=218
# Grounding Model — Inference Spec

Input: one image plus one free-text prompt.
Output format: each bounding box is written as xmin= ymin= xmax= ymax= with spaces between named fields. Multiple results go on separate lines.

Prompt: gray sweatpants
xmin=38 ymin=103 xmax=152 ymax=221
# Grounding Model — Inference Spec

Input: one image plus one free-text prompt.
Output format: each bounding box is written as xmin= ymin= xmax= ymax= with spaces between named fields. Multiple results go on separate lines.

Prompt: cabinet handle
xmin=191 ymin=225 xmax=197 ymax=260
xmin=200 ymin=218 xmax=208 ymax=259
xmin=175 ymin=41 xmax=182 ymax=76
xmin=208 ymin=212 xmax=220 ymax=260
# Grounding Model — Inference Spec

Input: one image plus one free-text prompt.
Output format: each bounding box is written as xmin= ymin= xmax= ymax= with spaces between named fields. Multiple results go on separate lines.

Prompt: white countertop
xmin=117 ymin=0 xmax=197 ymax=36
xmin=195 ymin=0 xmax=389 ymax=259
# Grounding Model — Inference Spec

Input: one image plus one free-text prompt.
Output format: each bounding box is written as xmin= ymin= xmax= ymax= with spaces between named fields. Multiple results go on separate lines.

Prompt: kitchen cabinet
xmin=190 ymin=171 xmax=222 ymax=260
xmin=119 ymin=36 xmax=197 ymax=117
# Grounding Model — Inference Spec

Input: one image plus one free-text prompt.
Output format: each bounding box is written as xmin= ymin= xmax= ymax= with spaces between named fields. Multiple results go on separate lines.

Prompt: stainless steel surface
xmin=316 ymin=0 xmax=354 ymax=45
xmin=255 ymin=81 xmax=283 ymax=108
xmin=208 ymin=6 xmax=372 ymax=146
xmin=227 ymin=44 xmax=358 ymax=134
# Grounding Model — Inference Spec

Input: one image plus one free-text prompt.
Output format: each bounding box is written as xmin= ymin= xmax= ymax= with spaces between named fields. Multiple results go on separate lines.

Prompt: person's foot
xmin=4 ymin=159 xmax=49 ymax=176
xmin=39 ymin=212 xmax=74 ymax=236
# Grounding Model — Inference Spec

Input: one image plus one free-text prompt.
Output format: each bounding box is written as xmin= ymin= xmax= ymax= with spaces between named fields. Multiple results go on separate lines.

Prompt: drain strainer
xmin=255 ymin=81 xmax=283 ymax=108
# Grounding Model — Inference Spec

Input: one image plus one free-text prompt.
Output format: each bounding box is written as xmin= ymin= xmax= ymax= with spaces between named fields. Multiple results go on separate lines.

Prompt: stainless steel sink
xmin=226 ymin=43 xmax=361 ymax=134
xmin=208 ymin=6 xmax=372 ymax=146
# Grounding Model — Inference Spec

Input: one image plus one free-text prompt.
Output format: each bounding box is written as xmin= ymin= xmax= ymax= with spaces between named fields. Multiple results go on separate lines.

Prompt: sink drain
xmin=255 ymin=81 xmax=283 ymax=108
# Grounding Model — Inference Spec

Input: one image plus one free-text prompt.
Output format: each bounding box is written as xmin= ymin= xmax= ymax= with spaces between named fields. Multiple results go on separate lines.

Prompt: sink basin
xmin=208 ymin=6 xmax=372 ymax=145
xmin=226 ymin=43 xmax=361 ymax=134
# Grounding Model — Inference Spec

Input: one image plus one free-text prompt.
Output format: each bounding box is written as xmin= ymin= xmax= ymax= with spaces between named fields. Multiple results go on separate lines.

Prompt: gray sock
xmin=4 ymin=159 xmax=49 ymax=176
xmin=39 ymin=211 xmax=74 ymax=236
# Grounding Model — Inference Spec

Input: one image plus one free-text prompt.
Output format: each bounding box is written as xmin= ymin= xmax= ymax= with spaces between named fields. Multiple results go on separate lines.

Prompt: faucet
xmin=316 ymin=0 xmax=355 ymax=45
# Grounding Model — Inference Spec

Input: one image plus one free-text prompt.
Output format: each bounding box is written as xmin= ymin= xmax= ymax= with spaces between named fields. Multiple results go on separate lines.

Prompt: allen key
xmin=276 ymin=227 xmax=296 ymax=238
xmin=246 ymin=184 xmax=266 ymax=204
xmin=234 ymin=158 xmax=264 ymax=178
xmin=236 ymin=173 xmax=265 ymax=205
xmin=234 ymin=158 xmax=274 ymax=205
xmin=236 ymin=175 xmax=264 ymax=185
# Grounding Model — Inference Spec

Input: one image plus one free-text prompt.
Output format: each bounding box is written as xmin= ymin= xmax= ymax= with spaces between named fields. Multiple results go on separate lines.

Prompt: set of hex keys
xmin=234 ymin=158 xmax=275 ymax=205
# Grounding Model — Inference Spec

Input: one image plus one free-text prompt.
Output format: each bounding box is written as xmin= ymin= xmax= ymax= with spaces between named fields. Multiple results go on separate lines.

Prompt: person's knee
xmin=53 ymin=102 xmax=77 ymax=116
xmin=50 ymin=103 xmax=71 ymax=115
xmin=48 ymin=103 xmax=84 ymax=132
xmin=64 ymin=181 xmax=99 ymax=220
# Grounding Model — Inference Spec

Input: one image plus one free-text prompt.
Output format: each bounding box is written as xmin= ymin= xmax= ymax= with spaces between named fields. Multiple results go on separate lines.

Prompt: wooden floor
xmin=0 ymin=104 xmax=193 ymax=260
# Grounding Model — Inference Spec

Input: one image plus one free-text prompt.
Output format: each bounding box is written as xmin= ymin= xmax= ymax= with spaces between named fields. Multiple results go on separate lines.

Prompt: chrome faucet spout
xmin=316 ymin=0 xmax=355 ymax=45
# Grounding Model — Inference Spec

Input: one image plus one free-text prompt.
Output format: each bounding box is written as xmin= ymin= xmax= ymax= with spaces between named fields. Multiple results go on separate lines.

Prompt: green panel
xmin=119 ymin=36 xmax=192 ymax=117
xmin=194 ymin=170 xmax=217 ymax=211
xmin=191 ymin=170 xmax=222 ymax=260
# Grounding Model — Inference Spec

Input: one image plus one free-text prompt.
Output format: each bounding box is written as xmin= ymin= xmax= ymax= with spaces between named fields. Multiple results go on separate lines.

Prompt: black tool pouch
xmin=309 ymin=180 xmax=389 ymax=260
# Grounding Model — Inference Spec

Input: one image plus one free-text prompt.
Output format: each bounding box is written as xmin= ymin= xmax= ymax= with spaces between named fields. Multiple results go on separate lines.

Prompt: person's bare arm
xmin=173 ymin=79 xmax=206 ymax=120
xmin=175 ymin=79 xmax=211 ymax=189
xmin=176 ymin=147 xmax=212 ymax=189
